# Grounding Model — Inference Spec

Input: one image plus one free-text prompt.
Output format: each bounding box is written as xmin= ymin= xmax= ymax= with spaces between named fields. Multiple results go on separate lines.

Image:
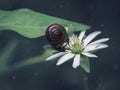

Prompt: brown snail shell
xmin=45 ymin=23 xmax=68 ymax=51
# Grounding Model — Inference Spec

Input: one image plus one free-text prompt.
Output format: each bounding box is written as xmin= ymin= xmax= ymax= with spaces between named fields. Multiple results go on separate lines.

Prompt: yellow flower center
xmin=65 ymin=35 xmax=84 ymax=54
xmin=70 ymin=43 xmax=84 ymax=54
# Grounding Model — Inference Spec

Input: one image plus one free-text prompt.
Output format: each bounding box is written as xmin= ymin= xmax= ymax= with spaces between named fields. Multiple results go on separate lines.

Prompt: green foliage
xmin=0 ymin=39 xmax=18 ymax=74
xmin=0 ymin=8 xmax=90 ymax=38
xmin=80 ymin=57 xmax=90 ymax=73
xmin=12 ymin=45 xmax=56 ymax=70
xmin=0 ymin=8 xmax=90 ymax=73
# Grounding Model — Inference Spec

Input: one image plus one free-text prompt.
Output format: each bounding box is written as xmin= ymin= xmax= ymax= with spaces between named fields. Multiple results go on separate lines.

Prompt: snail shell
xmin=46 ymin=23 xmax=68 ymax=51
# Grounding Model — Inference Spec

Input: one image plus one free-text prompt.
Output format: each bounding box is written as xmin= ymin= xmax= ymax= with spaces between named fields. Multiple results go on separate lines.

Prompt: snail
xmin=45 ymin=23 xmax=68 ymax=51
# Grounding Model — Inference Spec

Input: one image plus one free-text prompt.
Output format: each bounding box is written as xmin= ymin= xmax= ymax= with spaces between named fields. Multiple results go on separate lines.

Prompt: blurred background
xmin=0 ymin=0 xmax=120 ymax=90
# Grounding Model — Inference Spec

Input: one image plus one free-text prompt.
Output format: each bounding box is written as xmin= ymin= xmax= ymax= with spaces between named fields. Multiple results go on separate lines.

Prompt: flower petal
xmin=69 ymin=36 xmax=74 ymax=45
xmin=84 ymin=44 xmax=108 ymax=52
xmin=88 ymin=38 xmax=109 ymax=46
xmin=78 ymin=31 xmax=86 ymax=42
xmin=72 ymin=54 xmax=80 ymax=69
xmin=83 ymin=31 xmax=102 ymax=47
xmin=82 ymin=52 xmax=98 ymax=58
xmin=56 ymin=53 xmax=75 ymax=66
xmin=46 ymin=52 xmax=66 ymax=61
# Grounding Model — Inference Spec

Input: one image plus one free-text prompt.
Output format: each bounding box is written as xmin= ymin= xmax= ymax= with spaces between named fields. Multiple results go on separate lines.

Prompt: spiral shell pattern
xmin=46 ymin=23 xmax=68 ymax=51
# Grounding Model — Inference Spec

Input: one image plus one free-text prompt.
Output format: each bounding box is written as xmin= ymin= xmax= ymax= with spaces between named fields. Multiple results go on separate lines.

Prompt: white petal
xmin=69 ymin=37 xmax=74 ymax=45
xmin=56 ymin=53 xmax=75 ymax=66
xmin=83 ymin=31 xmax=102 ymax=47
xmin=78 ymin=31 xmax=86 ymax=42
xmin=82 ymin=52 xmax=98 ymax=58
xmin=84 ymin=44 xmax=108 ymax=52
xmin=88 ymin=38 xmax=109 ymax=45
xmin=72 ymin=54 xmax=80 ymax=69
xmin=46 ymin=52 xmax=66 ymax=61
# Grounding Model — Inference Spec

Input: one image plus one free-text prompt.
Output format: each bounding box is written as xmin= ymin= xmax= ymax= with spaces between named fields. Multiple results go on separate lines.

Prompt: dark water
xmin=0 ymin=0 xmax=120 ymax=90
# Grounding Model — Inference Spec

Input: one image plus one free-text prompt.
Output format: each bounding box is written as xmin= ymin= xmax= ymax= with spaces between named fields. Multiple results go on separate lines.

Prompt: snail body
xmin=46 ymin=23 xmax=68 ymax=51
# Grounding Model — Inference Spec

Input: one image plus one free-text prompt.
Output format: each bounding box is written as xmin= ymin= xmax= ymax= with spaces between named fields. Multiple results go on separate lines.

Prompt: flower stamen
xmin=65 ymin=35 xmax=84 ymax=54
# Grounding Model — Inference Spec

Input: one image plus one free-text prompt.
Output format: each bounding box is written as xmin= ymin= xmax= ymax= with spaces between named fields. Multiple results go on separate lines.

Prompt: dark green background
xmin=0 ymin=0 xmax=120 ymax=90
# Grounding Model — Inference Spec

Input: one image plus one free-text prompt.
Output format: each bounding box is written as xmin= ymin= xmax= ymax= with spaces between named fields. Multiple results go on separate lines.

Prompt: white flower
xmin=46 ymin=31 xmax=109 ymax=69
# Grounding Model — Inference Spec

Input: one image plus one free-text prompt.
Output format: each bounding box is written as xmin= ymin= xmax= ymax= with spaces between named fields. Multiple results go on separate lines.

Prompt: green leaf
xmin=11 ymin=45 xmax=56 ymax=70
xmin=80 ymin=57 xmax=90 ymax=73
xmin=0 ymin=39 xmax=18 ymax=74
xmin=0 ymin=8 xmax=90 ymax=38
